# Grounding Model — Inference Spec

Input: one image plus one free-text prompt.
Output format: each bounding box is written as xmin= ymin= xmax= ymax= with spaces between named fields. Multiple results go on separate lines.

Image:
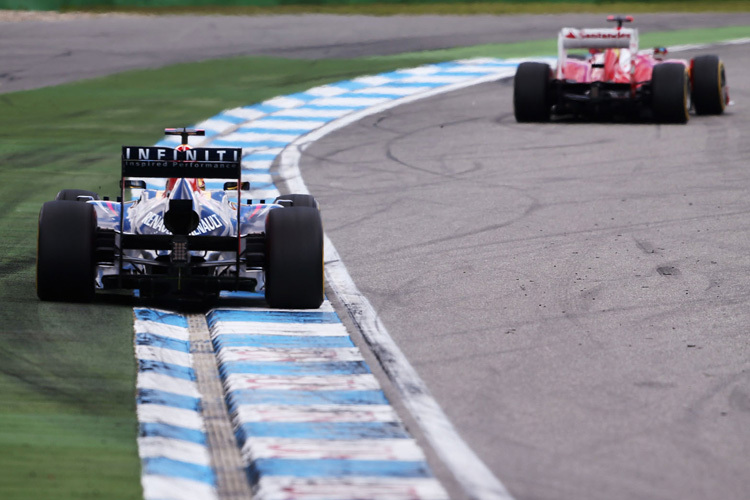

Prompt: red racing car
xmin=513 ymin=16 xmax=729 ymax=123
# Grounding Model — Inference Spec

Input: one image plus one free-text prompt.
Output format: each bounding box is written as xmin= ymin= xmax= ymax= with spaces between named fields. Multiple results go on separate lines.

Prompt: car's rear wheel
xmin=513 ymin=62 xmax=552 ymax=122
xmin=691 ymin=55 xmax=727 ymax=115
xmin=273 ymin=194 xmax=319 ymax=209
xmin=37 ymin=200 xmax=96 ymax=302
xmin=651 ymin=63 xmax=690 ymax=124
xmin=55 ymin=189 xmax=100 ymax=201
xmin=264 ymin=206 xmax=324 ymax=309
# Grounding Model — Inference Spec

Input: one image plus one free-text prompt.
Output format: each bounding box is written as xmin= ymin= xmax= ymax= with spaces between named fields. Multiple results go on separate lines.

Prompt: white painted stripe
xmin=353 ymin=86 xmax=432 ymax=96
xmin=249 ymin=188 xmax=280 ymax=199
xmin=263 ymin=96 xmax=306 ymax=109
xmin=225 ymin=130 xmax=299 ymax=141
xmin=222 ymin=107 xmax=268 ymax=121
xmin=243 ymin=159 xmax=274 ymax=169
xmin=136 ymin=345 xmax=192 ymax=368
xmin=243 ymin=147 xmax=285 ymax=157
xmin=138 ymin=436 xmax=212 ymax=466
xmin=271 ymin=107 xmax=352 ymax=119
xmin=210 ymin=321 xmax=348 ymax=337
xmin=137 ymin=404 xmax=205 ymax=430
xmin=135 ymin=319 xmax=190 ymax=341
xmin=311 ymin=96 xmax=390 ymax=107
xmin=277 ymin=61 xmax=517 ymax=500
xmin=244 ymin=173 xmax=275 ymax=184
xmin=141 ymin=475 xmax=218 ymax=500
xmin=252 ymin=119 xmax=326 ymax=130
xmin=217 ymin=347 xmax=363 ymax=363
xmin=303 ymin=85 xmax=354 ymax=97
xmin=397 ymin=66 xmax=441 ymax=75
xmin=195 ymin=118 xmax=238 ymax=134
xmin=235 ymin=404 xmax=398 ymax=423
xmin=138 ymin=372 xmax=201 ymax=398
xmin=244 ymin=437 xmax=426 ymax=461
xmin=213 ymin=301 xmax=336 ymax=314
xmin=400 ymin=74 xmax=478 ymax=84
xmin=443 ymin=64 xmax=506 ymax=73
xmin=225 ymin=373 xmax=381 ymax=391
xmin=351 ymin=75 xmax=396 ymax=86
xmin=254 ymin=476 xmax=449 ymax=500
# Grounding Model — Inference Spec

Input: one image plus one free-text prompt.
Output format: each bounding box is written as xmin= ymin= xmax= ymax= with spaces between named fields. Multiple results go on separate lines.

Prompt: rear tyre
xmin=691 ymin=55 xmax=727 ymax=115
xmin=513 ymin=62 xmax=552 ymax=122
xmin=55 ymin=189 xmax=100 ymax=201
xmin=651 ymin=63 xmax=689 ymax=124
xmin=265 ymin=207 xmax=324 ymax=309
xmin=37 ymin=200 xmax=96 ymax=302
xmin=273 ymin=194 xmax=319 ymax=209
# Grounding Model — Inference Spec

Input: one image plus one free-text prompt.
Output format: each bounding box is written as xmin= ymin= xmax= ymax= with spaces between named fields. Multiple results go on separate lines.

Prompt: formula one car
xmin=36 ymin=128 xmax=324 ymax=309
xmin=514 ymin=16 xmax=729 ymax=123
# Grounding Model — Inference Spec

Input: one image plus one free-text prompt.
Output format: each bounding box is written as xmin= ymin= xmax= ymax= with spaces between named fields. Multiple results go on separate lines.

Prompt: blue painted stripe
xmin=134 ymin=308 xmax=188 ymax=327
xmin=219 ymin=290 xmax=266 ymax=299
xmin=139 ymin=359 xmax=196 ymax=381
xmin=220 ymin=360 xmax=370 ymax=376
xmin=242 ymin=153 xmax=278 ymax=161
xmin=227 ymin=389 xmax=389 ymax=406
xmin=140 ymin=422 xmax=206 ymax=445
xmin=213 ymin=334 xmax=354 ymax=349
xmin=241 ymin=169 xmax=275 ymax=175
xmin=323 ymin=80 xmax=372 ymax=91
xmin=135 ymin=332 xmax=190 ymax=353
xmin=244 ymin=103 xmax=283 ymax=114
xmin=235 ymin=127 xmax=312 ymax=136
xmin=366 ymin=71 xmax=418 ymax=81
xmin=238 ymin=422 xmax=409 ymax=441
xmin=209 ymin=309 xmax=340 ymax=325
xmin=280 ymin=91 xmax=321 ymax=102
xmin=213 ymin=139 xmax=291 ymax=148
xmin=137 ymin=388 xmax=201 ymax=411
xmin=142 ymin=457 xmax=215 ymax=485
xmin=248 ymin=459 xmax=431 ymax=480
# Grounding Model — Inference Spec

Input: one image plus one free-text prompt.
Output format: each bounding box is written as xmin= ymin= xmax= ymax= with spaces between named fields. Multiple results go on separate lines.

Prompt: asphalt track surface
xmin=2 ymin=12 xmax=750 ymax=93
xmin=300 ymin=44 xmax=750 ymax=500
xmin=4 ymin=11 xmax=750 ymax=500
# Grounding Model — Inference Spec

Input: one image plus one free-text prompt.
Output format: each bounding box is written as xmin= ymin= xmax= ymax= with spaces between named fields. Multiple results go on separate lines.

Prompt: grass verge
xmin=62 ymin=2 xmax=750 ymax=16
xmin=0 ymin=24 xmax=747 ymax=499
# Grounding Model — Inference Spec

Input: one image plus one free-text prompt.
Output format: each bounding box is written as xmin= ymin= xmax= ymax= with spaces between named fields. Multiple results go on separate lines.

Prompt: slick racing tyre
xmin=37 ymin=200 xmax=96 ymax=302
xmin=265 ymin=206 xmax=324 ymax=309
xmin=691 ymin=55 xmax=727 ymax=115
xmin=651 ymin=63 xmax=689 ymax=124
xmin=55 ymin=189 xmax=100 ymax=201
xmin=273 ymin=194 xmax=319 ymax=209
xmin=513 ymin=62 xmax=552 ymax=122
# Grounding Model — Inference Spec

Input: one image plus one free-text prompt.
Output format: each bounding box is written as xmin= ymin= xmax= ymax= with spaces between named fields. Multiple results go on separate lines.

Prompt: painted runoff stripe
xmin=134 ymin=307 xmax=218 ymax=500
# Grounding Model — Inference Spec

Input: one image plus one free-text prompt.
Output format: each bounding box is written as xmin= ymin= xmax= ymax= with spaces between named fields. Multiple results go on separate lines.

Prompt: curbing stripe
xmin=227 ymin=389 xmax=390 ymax=406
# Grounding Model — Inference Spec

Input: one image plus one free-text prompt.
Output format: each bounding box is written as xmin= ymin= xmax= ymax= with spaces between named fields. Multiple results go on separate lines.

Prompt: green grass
xmin=0 ymin=1 xmax=736 ymax=15
xmin=0 ymin=23 xmax=748 ymax=499
xmin=69 ymin=1 xmax=750 ymax=15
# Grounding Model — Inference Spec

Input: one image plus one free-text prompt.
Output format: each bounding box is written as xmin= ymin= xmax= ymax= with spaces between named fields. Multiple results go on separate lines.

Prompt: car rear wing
xmin=557 ymin=27 xmax=639 ymax=77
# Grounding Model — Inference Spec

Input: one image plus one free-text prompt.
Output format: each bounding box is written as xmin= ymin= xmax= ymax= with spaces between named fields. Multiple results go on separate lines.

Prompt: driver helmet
xmin=164 ymin=143 xmax=205 ymax=194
